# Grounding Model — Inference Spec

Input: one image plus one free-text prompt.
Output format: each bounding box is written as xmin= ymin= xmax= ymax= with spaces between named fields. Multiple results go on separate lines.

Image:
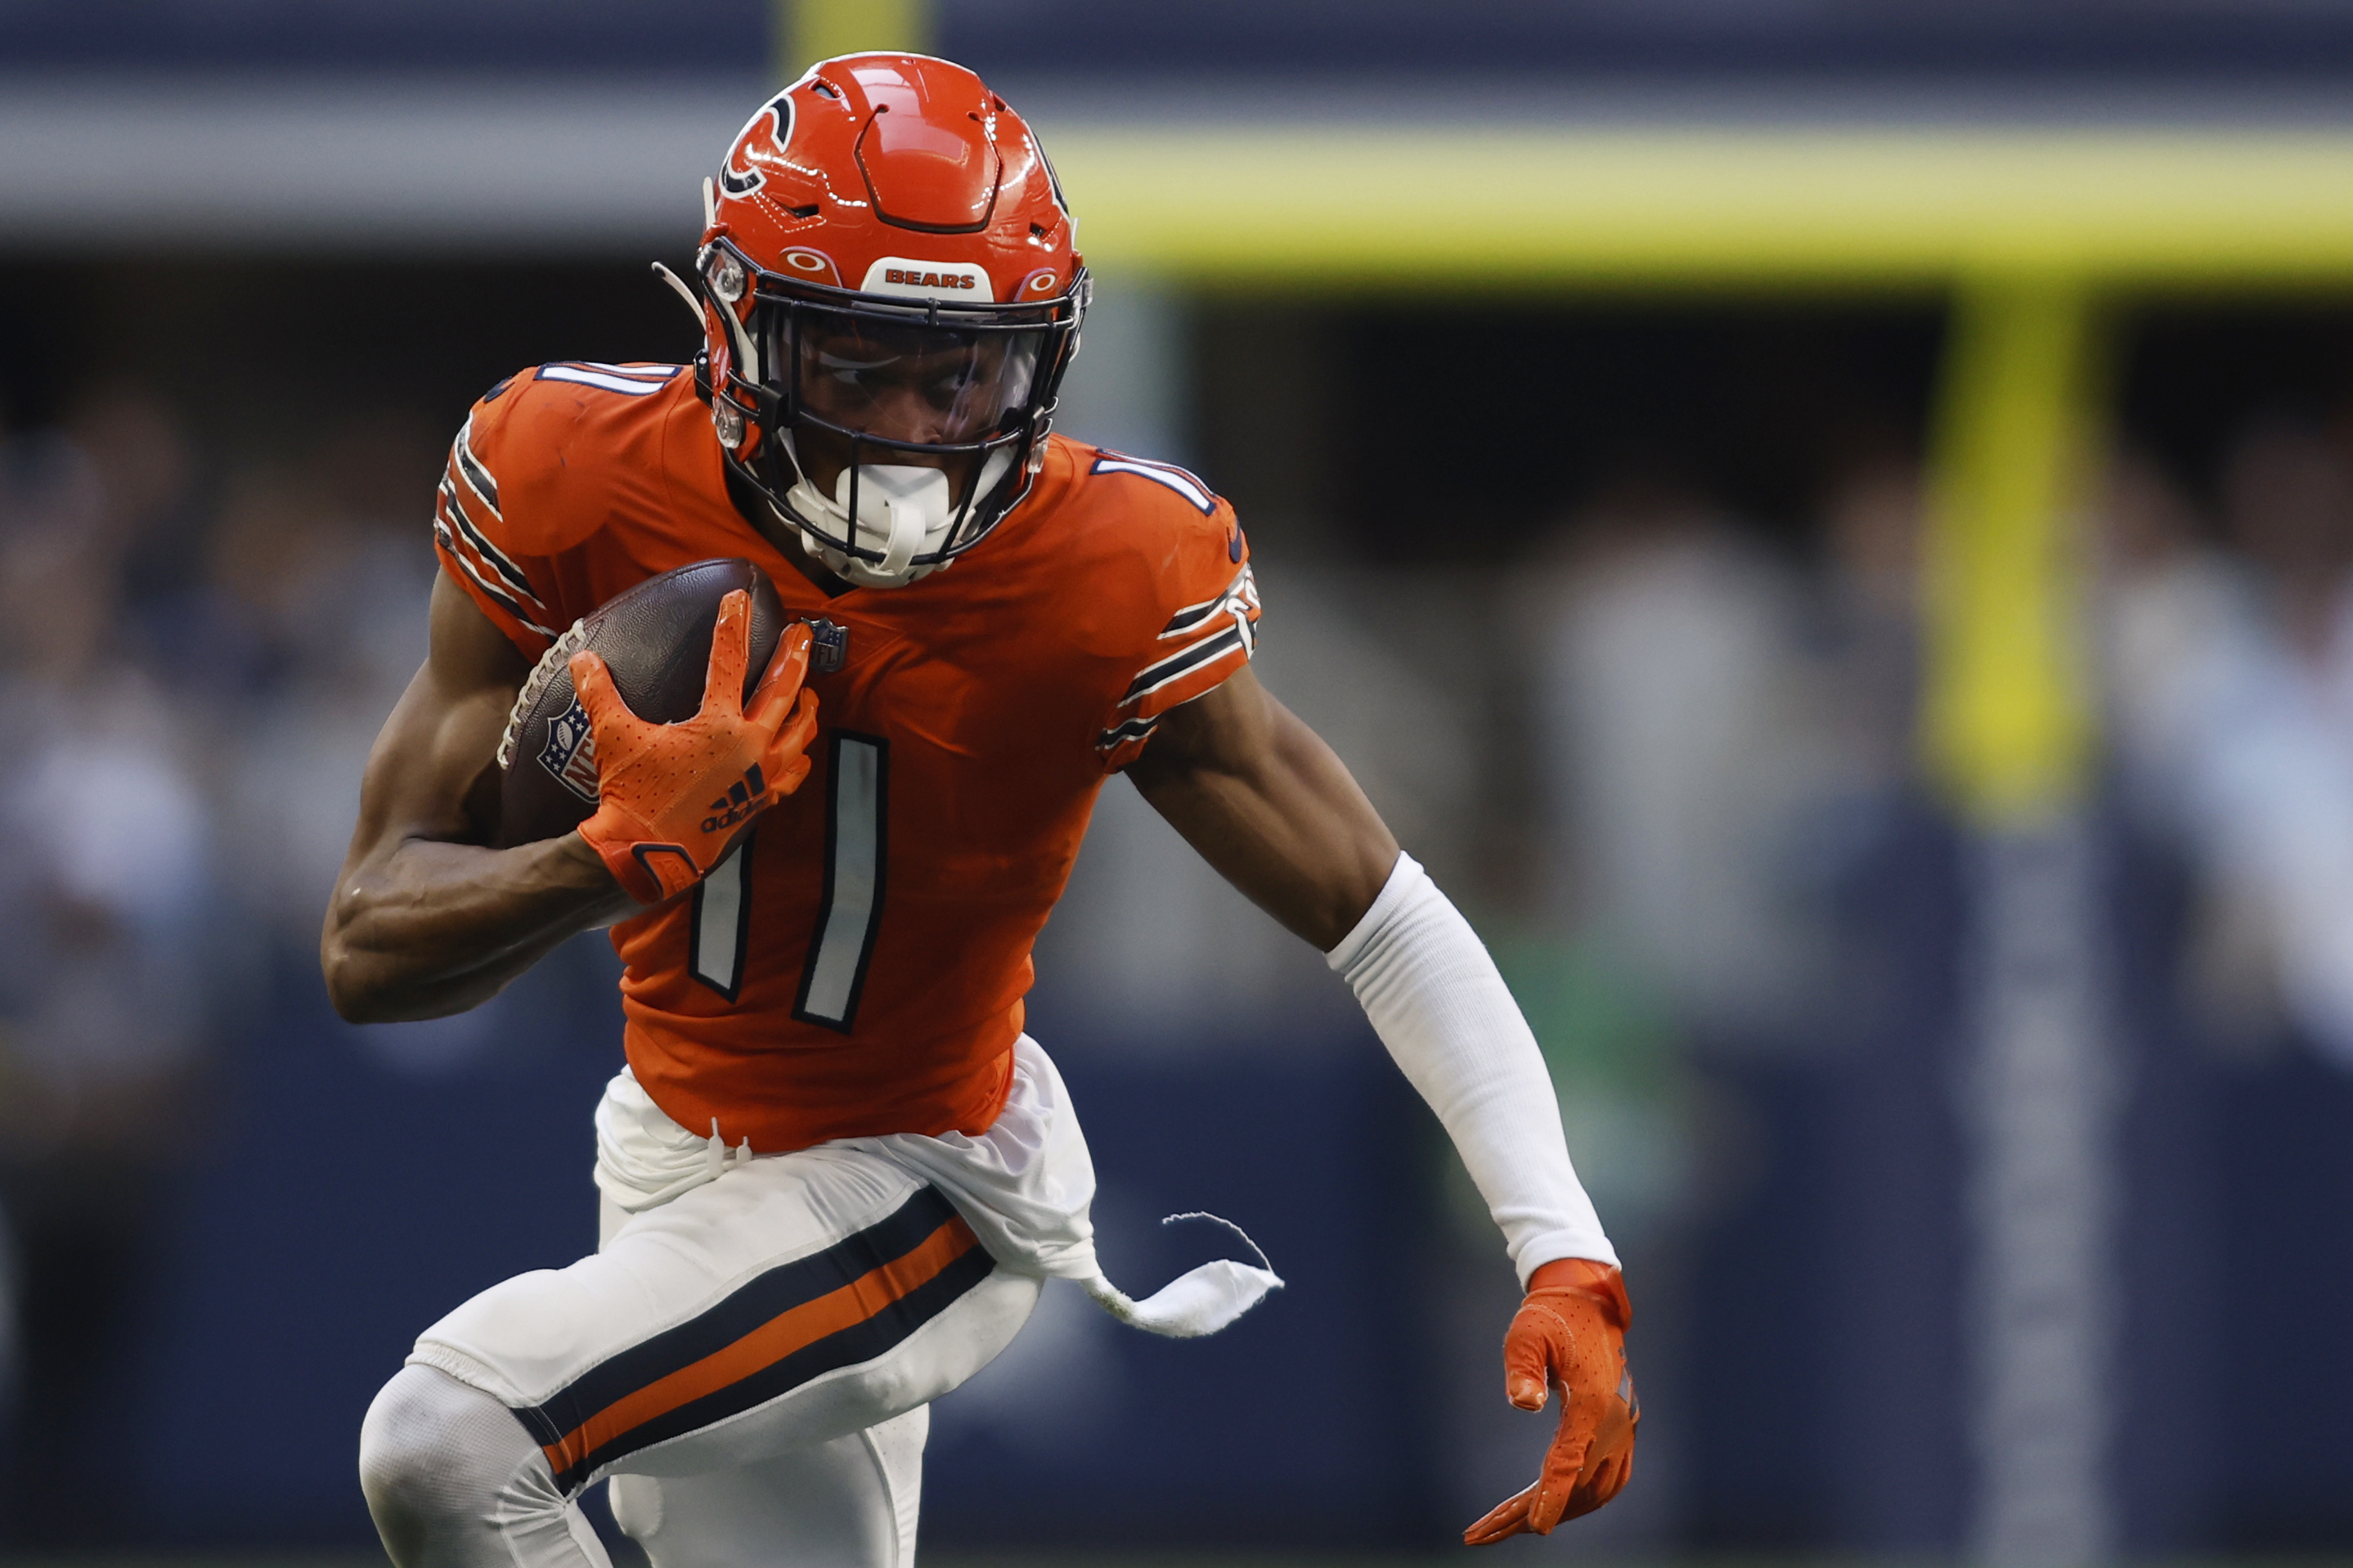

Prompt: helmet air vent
xmin=852 ymin=97 xmax=1000 ymax=235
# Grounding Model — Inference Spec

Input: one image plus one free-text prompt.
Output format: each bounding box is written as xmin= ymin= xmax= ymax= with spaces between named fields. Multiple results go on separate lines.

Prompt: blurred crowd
xmin=1491 ymin=410 xmax=2353 ymax=1255
xmin=2104 ymin=417 xmax=2353 ymax=1062
xmin=0 ymin=383 xmax=437 ymax=1539
xmin=3 ymin=362 xmax=2353 ymax=1543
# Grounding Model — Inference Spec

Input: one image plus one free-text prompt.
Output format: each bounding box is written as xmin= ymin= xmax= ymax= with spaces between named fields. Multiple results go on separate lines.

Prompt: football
xmin=495 ymin=558 xmax=789 ymax=848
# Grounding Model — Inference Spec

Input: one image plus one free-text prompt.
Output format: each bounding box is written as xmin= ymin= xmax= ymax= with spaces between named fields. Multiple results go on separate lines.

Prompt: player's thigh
xmin=608 ymin=1406 xmax=928 ymax=1568
xmin=410 ymin=1146 xmax=1038 ymax=1492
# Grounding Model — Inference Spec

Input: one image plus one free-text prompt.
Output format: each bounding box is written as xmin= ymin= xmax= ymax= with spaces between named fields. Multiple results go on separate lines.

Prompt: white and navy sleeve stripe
xmin=453 ymin=423 xmax=501 ymax=516
xmin=1118 ymin=620 xmax=1251 ymax=707
xmin=535 ymin=362 xmax=683 ymax=397
xmin=1157 ymin=562 xmax=1262 ymax=642
xmin=1096 ymin=564 xmax=1260 ymax=750
xmin=434 ymin=422 xmax=555 ymax=640
xmin=1089 ymin=451 xmax=1218 ymax=514
xmin=1096 ymin=714 xmax=1164 ymax=750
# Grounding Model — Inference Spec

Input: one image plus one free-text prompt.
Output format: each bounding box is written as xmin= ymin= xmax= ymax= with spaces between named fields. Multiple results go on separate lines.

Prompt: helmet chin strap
xmin=776 ymin=434 xmax=1013 ymax=589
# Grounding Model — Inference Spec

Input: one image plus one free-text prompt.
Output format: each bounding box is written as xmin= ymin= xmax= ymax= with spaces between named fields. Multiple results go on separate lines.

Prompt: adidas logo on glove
xmin=701 ymin=766 xmax=768 ymax=834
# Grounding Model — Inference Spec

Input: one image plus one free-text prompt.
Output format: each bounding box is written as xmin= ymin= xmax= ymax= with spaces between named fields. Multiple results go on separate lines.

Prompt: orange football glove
xmin=1463 ymin=1258 xmax=1638 ymax=1546
xmin=570 ymin=592 xmax=819 ymax=904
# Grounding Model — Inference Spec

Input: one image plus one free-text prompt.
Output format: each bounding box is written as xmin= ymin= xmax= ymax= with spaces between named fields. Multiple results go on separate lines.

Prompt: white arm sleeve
xmin=1327 ymin=852 xmax=1617 ymax=1286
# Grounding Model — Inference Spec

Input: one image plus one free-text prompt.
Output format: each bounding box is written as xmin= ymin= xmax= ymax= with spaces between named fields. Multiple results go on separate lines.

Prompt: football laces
xmin=496 ymin=618 xmax=593 ymax=771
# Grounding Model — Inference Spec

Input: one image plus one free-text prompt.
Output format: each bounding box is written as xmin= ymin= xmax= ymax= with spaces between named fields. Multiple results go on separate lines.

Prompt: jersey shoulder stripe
xmin=1088 ymin=450 xmax=1218 ymax=514
xmin=1160 ymin=561 xmax=1260 ymax=640
xmin=434 ymin=518 xmax=556 ymax=640
xmin=434 ymin=361 xmax=694 ymax=647
xmin=434 ymin=421 xmax=557 ymax=639
xmin=442 ymin=425 xmax=532 ymax=597
xmin=1120 ymin=622 xmax=1250 ymax=707
xmin=1097 ymin=714 xmax=1163 ymax=750
xmin=536 ymin=362 xmax=684 ymax=397
xmin=1097 ymin=563 xmax=1260 ymax=751
xmin=453 ymin=417 xmax=502 ymax=516
xmin=435 ymin=476 xmax=522 ymax=596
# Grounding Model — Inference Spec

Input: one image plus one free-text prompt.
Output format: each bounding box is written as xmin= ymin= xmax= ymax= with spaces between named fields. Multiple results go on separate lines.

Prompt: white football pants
xmin=359 ymin=1144 xmax=1040 ymax=1568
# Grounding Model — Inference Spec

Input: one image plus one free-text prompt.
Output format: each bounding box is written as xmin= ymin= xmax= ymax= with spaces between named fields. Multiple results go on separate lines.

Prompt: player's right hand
xmin=571 ymin=591 xmax=818 ymax=904
xmin=1463 ymin=1258 xmax=1638 ymax=1545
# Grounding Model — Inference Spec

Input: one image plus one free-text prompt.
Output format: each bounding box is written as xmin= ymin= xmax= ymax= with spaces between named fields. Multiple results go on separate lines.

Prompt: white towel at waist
xmin=592 ymin=1034 xmax=1279 ymax=1340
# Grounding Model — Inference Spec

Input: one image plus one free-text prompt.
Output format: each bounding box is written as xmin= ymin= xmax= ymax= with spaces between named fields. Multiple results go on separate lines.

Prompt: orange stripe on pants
xmin=541 ymin=1215 xmax=981 ymax=1479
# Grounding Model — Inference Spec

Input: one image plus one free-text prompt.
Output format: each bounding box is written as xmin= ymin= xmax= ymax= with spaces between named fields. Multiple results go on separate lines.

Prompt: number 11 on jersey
xmin=690 ymin=733 xmax=889 ymax=1027
xmin=688 ymin=841 xmax=754 ymax=1002
xmin=795 ymin=734 xmax=887 ymax=1029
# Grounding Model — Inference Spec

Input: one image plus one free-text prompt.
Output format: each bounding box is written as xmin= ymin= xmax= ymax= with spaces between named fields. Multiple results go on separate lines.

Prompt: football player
xmin=328 ymin=54 xmax=1635 ymax=1566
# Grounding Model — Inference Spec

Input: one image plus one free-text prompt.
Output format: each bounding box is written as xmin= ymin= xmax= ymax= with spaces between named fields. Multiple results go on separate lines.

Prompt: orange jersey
xmin=433 ymin=361 xmax=1260 ymax=1152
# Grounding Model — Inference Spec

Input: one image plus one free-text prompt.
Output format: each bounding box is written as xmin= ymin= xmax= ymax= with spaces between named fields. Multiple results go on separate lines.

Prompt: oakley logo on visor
xmin=860 ymin=257 xmax=995 ymax=302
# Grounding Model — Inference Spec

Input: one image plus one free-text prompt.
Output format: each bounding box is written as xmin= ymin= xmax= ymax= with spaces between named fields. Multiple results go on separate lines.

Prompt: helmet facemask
xmin=703 ymin=237 xmax=1084 ymax=589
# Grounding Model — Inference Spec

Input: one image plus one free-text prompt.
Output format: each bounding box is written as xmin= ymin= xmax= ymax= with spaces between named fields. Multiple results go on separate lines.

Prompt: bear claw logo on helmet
xmin=716 ymin=92 xmax=789 ymax=200
xmin=676 ymin=55 xmax=1087 ymax=591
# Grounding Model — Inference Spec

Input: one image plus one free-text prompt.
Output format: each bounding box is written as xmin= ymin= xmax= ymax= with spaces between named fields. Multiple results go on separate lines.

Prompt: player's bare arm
xmin=1134 ymin=667 xmax=1638 ymax=1542
xmin=1124 ymin=664 xmax=1396 ymax=950
xmin=322 ymin=571 xmax=635 ymax=1022
xmin=326 ymin=573 xmax=815 ymax=1023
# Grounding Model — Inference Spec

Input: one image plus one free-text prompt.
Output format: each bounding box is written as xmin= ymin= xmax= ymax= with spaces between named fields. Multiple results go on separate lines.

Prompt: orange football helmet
xmin=680 ymin=54 xmax=1087 ymax=587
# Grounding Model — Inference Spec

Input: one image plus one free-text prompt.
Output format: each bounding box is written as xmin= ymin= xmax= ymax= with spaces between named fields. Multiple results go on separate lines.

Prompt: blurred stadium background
xmin=8 ymin=0 xmax=2353 ymax=1561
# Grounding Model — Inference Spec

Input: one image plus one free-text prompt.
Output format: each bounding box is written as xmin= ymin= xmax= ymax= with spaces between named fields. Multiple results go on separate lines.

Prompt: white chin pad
xmin=835 ymin=464 xmax=953 ymax=580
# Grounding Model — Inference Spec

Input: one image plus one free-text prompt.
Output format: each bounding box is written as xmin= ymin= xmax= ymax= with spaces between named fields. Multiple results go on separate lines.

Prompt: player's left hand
xmin=571 ymin=594 xmax=818 ymax=904
xmin=1463 ymin=1257 xmax=1637 ymax=1546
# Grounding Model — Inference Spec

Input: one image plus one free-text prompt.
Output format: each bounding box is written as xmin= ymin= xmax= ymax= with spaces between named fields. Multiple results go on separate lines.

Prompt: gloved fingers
xmin=1556 ymin=1449 xmax=1631 ymax=1525
xmin=1462 ymin=1423 xmax=1620 ymax=1545
xmin=1465 ymin=1426 xmax=1589 ymax=1544
xmin=698 ymin=590 xmax=755 ymax=719
xmin=1526 ymin=1415 xmax=1596 ymax=1535
xmin=1556 ymin=1382 xmax=1637 ymax=1521
xmin=1466 ymin=1346 xmax=1611 ymax=1543
xmin=745 ymin=622 xmax=814 ymax=732
xmin=772 ymin=750 xmax=814 ymax=797
xmin=568 ymin=649 xmax=640 ymax=739
xmin=1461 ymin=1481 xmax=1536 ymax=1546
xmin=765 ymin=693 xmax=820 ymax=797
xmin=1501 ymin=1304 xmax=1568 ymax=1410
xmin=758 ymin=689 xmax=821 ymax=799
